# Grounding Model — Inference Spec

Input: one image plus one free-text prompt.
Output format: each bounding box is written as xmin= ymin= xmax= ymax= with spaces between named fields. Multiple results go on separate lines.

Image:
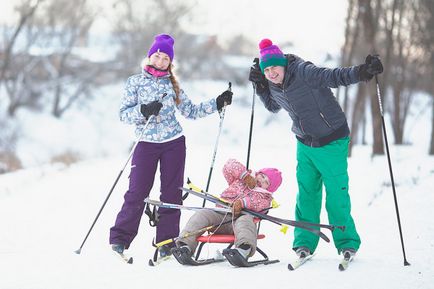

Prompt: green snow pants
xmin=293 ymin=137 xmax=361 ymax=254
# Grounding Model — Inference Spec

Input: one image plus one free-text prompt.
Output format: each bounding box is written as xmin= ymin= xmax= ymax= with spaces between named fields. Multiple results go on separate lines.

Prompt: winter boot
xmin=171 ymin=244 xmax=193 ymax=265
xmin=235 ymin=243 xmax=252 ymax=260
xmin=295 ymin=246 xmax=311 ymax=258
xmin=158 ymin=244 xmax=173 ymax=258
xmin=111 ymin=244 xmax=125 ymax=254
xmin=342 ymin=248 xmax=356 ymax=259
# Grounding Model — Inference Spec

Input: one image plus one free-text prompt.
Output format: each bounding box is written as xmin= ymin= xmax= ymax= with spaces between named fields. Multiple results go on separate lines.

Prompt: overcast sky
xmin=1 ymin=0 xmax=348 ymax=62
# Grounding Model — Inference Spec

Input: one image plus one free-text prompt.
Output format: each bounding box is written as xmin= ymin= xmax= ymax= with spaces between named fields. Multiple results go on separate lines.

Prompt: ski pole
xmin=181 ymin=186 xmax=334 ymax=242
xmin=246 ymin=59 xmax=259 ymax=169
xmin=154 ymin=205 xmax=283 ymax=248
xmin=375 ymin=75 xmax=410 ymax=266
xmin=74 ymin=117 xmax=153 ymax=254
xmin=75 ymin=93 xmax=167 ymax=254
xmin=201 ymin=82 xmax=231 ymax=207
xmin=145 ymin=198 xmax=231 ymax=213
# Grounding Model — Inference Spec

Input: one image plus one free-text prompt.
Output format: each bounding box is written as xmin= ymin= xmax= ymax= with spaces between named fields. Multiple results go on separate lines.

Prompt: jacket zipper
xmin=319 ymin=112 xmax=332 ymax=128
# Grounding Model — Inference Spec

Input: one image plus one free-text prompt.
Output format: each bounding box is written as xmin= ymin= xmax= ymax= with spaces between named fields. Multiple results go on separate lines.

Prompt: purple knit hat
xmin=257 ymin=168 xmax=282 ymax=193
xmin=258 ymin=39 xmax=287 ymax=72
xmin=147 ymin=34 xmax=175 ymax=61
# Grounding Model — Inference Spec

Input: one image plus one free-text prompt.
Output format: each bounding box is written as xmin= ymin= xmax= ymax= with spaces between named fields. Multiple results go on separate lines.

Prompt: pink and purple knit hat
xmin=147 ymin=34 xmax=175 ymax=61
xmin=258 ymin=39 xmax=287 ymax=72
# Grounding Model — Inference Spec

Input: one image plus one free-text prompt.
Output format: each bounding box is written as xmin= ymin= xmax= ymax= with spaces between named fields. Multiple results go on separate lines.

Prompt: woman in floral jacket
xmin=175 ymin=158 xmax=282 ymax=261
xmin=109 ymin=34 xmax=232 ymax=257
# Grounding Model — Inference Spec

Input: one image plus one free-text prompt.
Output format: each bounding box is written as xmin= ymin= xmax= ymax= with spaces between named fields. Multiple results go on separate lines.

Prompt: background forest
xmin=1 ymin=0 xmax=433 ymax=172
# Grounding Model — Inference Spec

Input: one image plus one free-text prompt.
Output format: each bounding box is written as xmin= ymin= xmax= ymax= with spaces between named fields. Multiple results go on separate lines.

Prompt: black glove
xmin=216 ymin=90 xmax=233 ymax=112
xmin=140 ymin=100 xmax=163 ymax=119
xmin=358 ymin=54 xmax=384 ymax=81
xmin=248 ymin=58 xmax=267 ymax=84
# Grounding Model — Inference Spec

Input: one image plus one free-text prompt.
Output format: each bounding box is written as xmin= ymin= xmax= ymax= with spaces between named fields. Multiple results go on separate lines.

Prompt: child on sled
xmin=172 ymin=158 xmax=282 ymax=263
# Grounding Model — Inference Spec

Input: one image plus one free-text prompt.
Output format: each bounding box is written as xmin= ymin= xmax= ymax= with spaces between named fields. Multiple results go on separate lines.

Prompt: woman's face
xmin=149 ymin=51 xmax=171 ymax=70
xmin=256 ymin=173 xmax=270 ymax=190
xmin=264 ymin=66 xmax=285 ymax=84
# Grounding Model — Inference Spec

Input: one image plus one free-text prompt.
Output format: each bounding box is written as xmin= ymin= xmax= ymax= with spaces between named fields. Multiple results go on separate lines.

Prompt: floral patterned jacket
xmin=220 ymin=159 xmax=274 ymax=212
xmin=120 ymin=70 xmax=217 ymax=142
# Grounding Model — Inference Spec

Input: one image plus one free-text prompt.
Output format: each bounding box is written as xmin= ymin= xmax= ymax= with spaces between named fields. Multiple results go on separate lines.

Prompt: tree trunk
xmin=358 ymin=0 xmax=384 ymax=155
xmin=430 ymin=98 xmax=434 ymax=155
xmin=349 ymin=85 xmax=366 ymax=156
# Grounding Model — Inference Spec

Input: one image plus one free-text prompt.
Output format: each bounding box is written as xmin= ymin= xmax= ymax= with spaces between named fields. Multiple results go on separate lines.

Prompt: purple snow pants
xmin=109 ymin=136 xmax=186 ymax=248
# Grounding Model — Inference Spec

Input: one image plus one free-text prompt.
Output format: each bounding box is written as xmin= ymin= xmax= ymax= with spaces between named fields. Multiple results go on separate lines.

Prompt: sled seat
xmin=196 ymin=233 xmax=265 ymax=244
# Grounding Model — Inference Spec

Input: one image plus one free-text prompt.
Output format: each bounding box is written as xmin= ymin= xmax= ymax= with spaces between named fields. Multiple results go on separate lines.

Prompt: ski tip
xmin=127 ymin=257 xmax=133 ymax=264
xmin=148 ymin=259 xmax=155 ymax=266
xmin=338 ymin=264 xmax=345 ymax=271
xmin=287 ymin=264 xmax=295 ymax=271
xmin=74 ymin=248 xmax=82 ymax=254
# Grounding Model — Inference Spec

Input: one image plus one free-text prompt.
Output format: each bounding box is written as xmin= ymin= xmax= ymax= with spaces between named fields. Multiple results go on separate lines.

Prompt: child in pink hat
xmin=173 ymin=158 xmax=283 ymax=264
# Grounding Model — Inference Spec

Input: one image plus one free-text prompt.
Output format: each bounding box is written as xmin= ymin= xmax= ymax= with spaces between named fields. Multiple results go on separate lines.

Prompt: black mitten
xmin=358 ymin=54 xmax=384 ymax=81
xmin=216 ymin=90 xmax=233 ymax=112
xmin=140 ymin=100 xmax=163 ymax=119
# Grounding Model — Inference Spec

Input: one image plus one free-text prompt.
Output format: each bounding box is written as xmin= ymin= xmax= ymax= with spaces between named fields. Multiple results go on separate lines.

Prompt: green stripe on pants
xmin=292 ymin=137 xmax=361 ymax=253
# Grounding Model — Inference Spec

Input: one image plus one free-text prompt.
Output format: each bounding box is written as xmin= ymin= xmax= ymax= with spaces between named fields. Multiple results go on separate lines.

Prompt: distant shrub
xmin=0 ymin=152 xmax=22 ymax=174
xmin=50 ymin=151 xmax=81 ymax=166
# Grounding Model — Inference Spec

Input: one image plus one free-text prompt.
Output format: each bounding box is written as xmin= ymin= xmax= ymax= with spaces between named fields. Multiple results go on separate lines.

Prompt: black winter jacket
xmin=256 ymin=55 xmax=361 ymax=147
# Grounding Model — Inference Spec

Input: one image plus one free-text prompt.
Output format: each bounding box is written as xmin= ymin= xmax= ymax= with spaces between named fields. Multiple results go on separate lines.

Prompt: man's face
xmin=264 ymin=66 xmax=285 ymax=84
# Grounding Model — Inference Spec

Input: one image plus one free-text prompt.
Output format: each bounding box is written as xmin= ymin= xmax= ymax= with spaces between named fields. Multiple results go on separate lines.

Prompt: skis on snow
xmin=338 ymin=251 xmax=355 ymax=271
xmin=113 ymin=251 xmax=133 ymax=264
xmin=287 ymin=253 xmax=315 ymax=270
xmin=148 ymin=256 xmax=171 ymax=266
xmin=287 ymin=252 xmax=355 ymax=271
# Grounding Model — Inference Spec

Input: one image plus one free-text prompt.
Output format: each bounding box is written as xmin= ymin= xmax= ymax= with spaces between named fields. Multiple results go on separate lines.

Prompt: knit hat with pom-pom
xmin=147 ymin=34 xmax=175 ymax=61
xmin=258 ymin=38 xmax=287 ymax=72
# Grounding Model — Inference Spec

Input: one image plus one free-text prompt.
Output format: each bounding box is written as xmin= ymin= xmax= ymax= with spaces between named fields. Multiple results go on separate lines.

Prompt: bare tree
xmin=0 ymin=0 xmax=44 ymax=116
xmin=418 ymin=0 xmax=434 ymax=154
xmin=110 ymin=0 xmax=193 ymax=76
xmin=0 ymin=0 xmax=103 ymax=118
xmin=358 ymin=0 xmax=385 ymax=155
xmin=34 ymin=0 xmax=100 ymax=117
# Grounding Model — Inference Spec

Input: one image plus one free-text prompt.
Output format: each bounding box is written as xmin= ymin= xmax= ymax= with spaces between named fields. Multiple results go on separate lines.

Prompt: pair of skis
xmin=180 ymin=187 xmax=344 ymax=243
xmin=287 ymin=252 xmax=355 ymax=271
xmin=142 ymin=186 xmax=350 ymax=268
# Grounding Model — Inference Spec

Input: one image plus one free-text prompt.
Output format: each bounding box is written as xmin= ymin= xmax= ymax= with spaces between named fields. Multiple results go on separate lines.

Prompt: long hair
xmin=168 ymin=63 xmax=181 ymax=105
xmin=142 ymin=58 xmax=181 ymax=105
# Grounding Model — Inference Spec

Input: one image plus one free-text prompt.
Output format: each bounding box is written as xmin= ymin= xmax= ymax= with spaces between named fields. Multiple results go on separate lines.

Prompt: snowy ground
xmin=1 ymin=81 xmax=433 ymax=289
xmin=0 ymin=143 xmax=432 ymax=289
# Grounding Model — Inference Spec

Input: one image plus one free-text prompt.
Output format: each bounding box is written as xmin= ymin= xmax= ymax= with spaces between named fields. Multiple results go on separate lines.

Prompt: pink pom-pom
xmin=259 ymin=39 xmax=273 ymax=49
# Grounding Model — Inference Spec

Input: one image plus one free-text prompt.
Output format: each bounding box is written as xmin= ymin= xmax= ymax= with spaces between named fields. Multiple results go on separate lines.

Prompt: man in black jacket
xmin=249 ymin=38 xmax=383 ymax=259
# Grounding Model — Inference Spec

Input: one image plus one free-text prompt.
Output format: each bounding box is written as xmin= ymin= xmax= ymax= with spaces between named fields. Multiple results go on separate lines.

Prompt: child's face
xmin=256 ymin=173 xmax=270 ymax=190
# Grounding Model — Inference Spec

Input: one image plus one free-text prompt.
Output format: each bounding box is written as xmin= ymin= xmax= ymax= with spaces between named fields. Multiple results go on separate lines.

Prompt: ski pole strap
xmin=144 ymin=202 xmax=158 ymax=227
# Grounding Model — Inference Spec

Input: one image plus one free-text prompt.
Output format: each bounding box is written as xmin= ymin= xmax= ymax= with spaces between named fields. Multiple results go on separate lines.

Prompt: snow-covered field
xmin=1 ymin=81 xmax=433 ymax=289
